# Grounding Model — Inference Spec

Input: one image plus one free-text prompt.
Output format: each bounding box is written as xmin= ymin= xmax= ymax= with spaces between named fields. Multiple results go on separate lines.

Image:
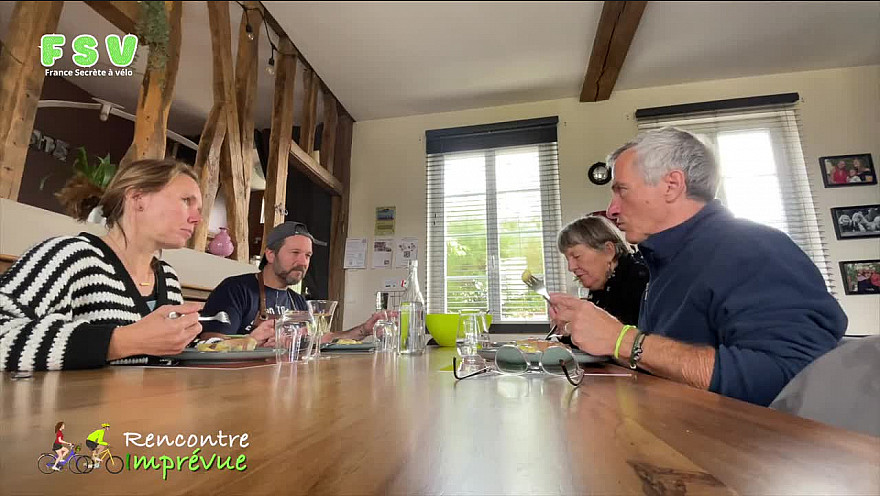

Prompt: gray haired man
xmin=550 ymin=127 xmax=846 ymax=406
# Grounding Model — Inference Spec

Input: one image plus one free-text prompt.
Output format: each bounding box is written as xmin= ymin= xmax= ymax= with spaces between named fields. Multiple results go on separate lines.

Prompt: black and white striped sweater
xmin=0 ymin=232 xmax=183 ymax=371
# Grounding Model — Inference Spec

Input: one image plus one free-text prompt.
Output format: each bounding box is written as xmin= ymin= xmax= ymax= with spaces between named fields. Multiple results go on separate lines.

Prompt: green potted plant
xmin=55 ymin=147 xmax=117 ymax=222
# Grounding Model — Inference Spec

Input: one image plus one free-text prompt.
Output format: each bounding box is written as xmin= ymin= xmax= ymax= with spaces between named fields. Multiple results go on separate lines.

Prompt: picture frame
xmin=819 ymin=153 xmax=876 ymax=188
xmin=839 ymin=259 xmax=880 ymax=295
xmin=830 ymin=204 xmax=880 ymax=240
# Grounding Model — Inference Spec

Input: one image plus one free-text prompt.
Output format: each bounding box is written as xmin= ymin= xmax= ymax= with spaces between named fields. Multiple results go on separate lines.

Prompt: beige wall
xmin=0 ymin=198 xmax=256 ymax=288
xmin=344 ymin=65 xmax=880 ymax=335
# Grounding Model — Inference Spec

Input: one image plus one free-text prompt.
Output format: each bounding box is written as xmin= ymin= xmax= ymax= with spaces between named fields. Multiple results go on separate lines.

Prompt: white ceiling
xmin=276 ymin=1 xmax=880 ymax=120
xmin=1 ymin=1 xmax=878 ymax=132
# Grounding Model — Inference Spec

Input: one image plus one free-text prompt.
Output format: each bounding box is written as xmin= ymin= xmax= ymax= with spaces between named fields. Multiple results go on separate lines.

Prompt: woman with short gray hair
xmin=555 ymin=215 xmax=648 ymax=338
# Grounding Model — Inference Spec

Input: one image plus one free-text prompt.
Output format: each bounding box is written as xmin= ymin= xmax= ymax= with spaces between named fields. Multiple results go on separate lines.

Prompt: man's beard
xmin=275 ymin=262 xmax=307 ymax=286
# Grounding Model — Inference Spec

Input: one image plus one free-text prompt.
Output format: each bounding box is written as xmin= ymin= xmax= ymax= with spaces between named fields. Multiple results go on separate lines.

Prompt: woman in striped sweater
xmin=0 ymin=159 xmax=205 ymax=371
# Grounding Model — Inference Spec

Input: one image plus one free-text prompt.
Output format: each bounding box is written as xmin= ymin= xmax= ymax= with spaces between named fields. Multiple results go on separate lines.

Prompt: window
xmin=426 ymin=118 xmax=564 ymax=325
xmin=636 ymin=98 xmax=834 ymax=292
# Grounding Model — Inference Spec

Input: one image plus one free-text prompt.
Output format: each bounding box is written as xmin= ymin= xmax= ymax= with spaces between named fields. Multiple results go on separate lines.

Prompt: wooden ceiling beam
xmin=84 ymin=1 xmax=140 ymax=34
xmin=580 ymin=1 xmax=647 ymax=102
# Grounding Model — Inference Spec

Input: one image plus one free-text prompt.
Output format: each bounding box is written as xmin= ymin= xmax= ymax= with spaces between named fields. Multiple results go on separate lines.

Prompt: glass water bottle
xmin=398 ymin=260 xmax=426 ymax=355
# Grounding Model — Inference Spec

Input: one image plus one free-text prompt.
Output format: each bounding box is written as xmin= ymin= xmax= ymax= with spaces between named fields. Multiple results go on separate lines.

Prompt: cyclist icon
xmin=85 ymin=423 xmax=123 ymax=473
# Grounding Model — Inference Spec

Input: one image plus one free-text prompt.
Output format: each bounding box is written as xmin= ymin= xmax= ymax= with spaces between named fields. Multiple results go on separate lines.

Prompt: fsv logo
xmin=40 ymin=34 xmax=138 ymax=68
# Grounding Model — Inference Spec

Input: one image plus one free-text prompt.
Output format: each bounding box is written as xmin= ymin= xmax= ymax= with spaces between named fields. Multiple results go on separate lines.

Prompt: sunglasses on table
xmin=453 ymin=344 xmax=584 ymax=387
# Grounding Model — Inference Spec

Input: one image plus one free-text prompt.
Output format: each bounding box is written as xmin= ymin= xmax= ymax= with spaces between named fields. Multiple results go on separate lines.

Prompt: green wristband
xmin=614 ymin=325 xmax=634 ymax=360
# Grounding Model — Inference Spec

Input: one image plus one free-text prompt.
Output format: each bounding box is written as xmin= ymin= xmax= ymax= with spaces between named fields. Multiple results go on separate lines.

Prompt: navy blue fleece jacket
xmin=637 ymin=200 xmax=847 ymax=406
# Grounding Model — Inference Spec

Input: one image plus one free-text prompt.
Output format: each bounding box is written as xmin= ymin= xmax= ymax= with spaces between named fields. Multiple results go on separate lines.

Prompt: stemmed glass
xmin=306 ymin=300 xmax=338 ymax=360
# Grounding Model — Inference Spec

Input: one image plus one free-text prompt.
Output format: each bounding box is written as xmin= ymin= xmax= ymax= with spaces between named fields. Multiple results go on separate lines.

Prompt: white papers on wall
xmin=372 ymin=237 xmax=393 ymax=269
xmin=394 ymin=237 xmax=419 ymax=268
xmin=343 ymin=238 xmax=367 ymax=269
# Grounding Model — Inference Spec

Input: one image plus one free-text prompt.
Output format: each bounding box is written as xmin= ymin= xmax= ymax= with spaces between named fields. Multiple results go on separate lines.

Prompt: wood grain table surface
xmin=1 ymin=347 xmax=878 ymax=495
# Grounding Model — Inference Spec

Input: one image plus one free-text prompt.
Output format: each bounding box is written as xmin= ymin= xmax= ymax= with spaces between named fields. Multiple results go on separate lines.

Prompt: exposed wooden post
xmin=262 ymin=37 xmax=298 ymax=252
xmin=300 ymin=67 xmax=320 ymax=155
xmin=320 ymin=88 xmax=338 ymax=175
xmin=83 ymin=1 xmax=140 ymax=33
xmin=580 ymin=1 xmax=647 ymax=102
xmin=235 ymin=0 xmax=262 ymax=208
xmin=190 ymin=107 xmax=226 ymax=252
xmin=0 ymin=1 xmax=64 ymax=200
xmin=120 ymin=0 xmax=182 ymax=167
xmin=328 ymin=110 xmax=353 ymax=332
xmin=206 ymin=0 xmax=248 ymax=262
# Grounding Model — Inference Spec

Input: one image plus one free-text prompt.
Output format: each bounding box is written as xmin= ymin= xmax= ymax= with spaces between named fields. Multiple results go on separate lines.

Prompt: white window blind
xmin=636 ymin=100 xmax=835 ymax=293
xmin=426 ymin=118 xmax=564 ymax=323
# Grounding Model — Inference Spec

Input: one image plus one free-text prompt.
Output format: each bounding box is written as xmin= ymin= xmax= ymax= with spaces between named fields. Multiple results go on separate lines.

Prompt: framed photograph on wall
xmin=839 ymin=259 xmax=880 ymax=295
xmin=819 ymin=153 xmax=876 ymax=187
xmin=830 ymin=204 xmax=880 ymax=240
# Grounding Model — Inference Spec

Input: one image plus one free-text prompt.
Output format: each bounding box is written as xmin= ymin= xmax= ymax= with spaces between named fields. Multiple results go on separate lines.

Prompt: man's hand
xmin=249 ymin=318 xmax=276 ymax=347
xmin=358 ymin=312 xmax=384 ymax=339
xmin=548 ymin=293 xmax=622 ymax=356
xmin=108 ymin=303 xmax=204 ymax=360
xmin=357 ymin=311 xmax=398 ymax=339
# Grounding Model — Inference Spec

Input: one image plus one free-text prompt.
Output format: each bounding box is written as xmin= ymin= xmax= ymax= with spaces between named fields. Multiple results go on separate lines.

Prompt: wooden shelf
xmin=289 ymin=141 xmax=343 ymax=195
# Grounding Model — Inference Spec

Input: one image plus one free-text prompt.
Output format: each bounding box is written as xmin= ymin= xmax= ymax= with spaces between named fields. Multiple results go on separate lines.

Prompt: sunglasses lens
xmin=541 ymin=347 xmax=578 ymax=376
xmin=495 ymin=346 xmax=528 ymax=374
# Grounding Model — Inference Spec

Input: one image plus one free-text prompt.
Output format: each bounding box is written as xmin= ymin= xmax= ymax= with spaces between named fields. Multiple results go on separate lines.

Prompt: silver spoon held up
xmin=167 ymin=311 xmax=231 ymax=324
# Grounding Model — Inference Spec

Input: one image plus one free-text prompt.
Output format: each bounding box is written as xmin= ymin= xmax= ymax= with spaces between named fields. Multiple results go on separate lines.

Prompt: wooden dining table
xmin=2 ymin=347 xmax=878 ymax=495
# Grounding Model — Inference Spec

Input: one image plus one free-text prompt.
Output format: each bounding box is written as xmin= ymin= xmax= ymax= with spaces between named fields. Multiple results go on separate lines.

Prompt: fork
xmin=521 ymin=270 xmax=551 ymax=303
xmin=167 ymin=311 xmax=231 ymax=324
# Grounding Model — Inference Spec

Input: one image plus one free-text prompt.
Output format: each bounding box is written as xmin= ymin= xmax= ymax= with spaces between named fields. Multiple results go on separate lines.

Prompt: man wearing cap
xmin=200 ymin=221 xmax=383 ymax=345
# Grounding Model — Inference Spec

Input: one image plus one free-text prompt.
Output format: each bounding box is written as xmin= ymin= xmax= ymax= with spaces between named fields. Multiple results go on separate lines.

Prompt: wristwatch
xmin=629 ymin=331 xmax=647 ymax=370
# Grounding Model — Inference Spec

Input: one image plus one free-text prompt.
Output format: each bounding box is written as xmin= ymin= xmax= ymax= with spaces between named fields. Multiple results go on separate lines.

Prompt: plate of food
xmin=478 ymin=339 xmax=608 ymax=365
xmin=320 ymin=339 xmax=377 ymax=352
xmin=165 ymin=335 xmax=277 ymax=362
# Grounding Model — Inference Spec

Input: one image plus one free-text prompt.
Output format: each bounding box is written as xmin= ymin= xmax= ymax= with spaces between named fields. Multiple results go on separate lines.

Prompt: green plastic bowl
xmin=426 ymin=313 xmax=493 ymax=347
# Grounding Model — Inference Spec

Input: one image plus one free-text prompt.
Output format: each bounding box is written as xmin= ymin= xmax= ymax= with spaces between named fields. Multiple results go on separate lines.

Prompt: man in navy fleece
xmin=549 ymin=127 xmax=846 ymax=406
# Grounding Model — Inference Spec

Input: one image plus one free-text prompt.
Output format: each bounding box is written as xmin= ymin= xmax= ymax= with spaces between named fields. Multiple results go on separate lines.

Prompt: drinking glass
xmin=272 ymin=305 xmax=288 ymax=346
xmin=456 ymin=309 xmax=487 ymax=372
xmin=275 ymin=311 xmax=313 ymax=363
xmin=373 ymin=318 xmax=398 ymax=353
xmin=306 ymin=300 xmax=338 ymax=360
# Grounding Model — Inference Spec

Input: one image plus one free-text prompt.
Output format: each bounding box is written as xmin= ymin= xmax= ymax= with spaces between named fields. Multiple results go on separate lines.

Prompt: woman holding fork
xmin=552 ymin=215 xmax=648 ymax=344
xmin=0 ymin=159 xmax=204 ymax=371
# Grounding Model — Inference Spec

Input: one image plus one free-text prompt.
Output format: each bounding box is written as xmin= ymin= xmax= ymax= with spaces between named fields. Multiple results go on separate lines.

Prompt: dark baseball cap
xmin=266 ymin=221 xmax=327 ymax=249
